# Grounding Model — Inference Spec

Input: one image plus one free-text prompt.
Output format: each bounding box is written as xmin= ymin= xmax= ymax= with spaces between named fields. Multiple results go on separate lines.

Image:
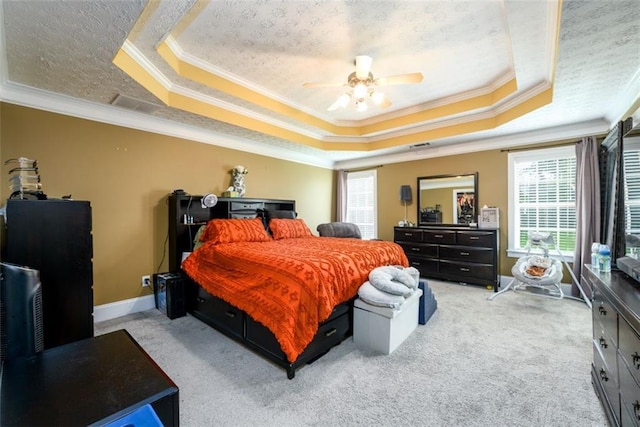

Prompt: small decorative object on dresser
xmin=479 ymin=206 xmax=499 ymax=228
xmin=399 ymin=184 xmax=412 ymax=226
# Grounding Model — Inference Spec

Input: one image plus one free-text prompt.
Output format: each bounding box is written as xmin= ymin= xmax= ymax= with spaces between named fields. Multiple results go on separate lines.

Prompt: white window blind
xmin=508 ymin=146 xmax=576 ymax=257
xmin=624 ymin=141 xmax=640 ymax=244
xmin=346 ymin=169 xmax=377 ymax=239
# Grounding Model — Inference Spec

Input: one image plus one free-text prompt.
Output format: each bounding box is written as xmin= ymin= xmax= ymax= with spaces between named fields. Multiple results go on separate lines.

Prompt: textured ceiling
xmin=1 ymin=0 xmax=639 ymax=169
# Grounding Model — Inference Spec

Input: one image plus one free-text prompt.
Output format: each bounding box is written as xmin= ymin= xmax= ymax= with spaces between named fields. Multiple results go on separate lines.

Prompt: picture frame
xmin=452 ymin=189 xmax=475 ymax=224
xmin=479 ymin=207 xmax=499 ymax=228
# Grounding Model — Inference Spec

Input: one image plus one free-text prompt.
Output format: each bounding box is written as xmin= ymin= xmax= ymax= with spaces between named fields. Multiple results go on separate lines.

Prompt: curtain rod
xmin=344 ymin=165 xmax=383 ymax=173
xmin=500 ymin=134 xmax=608 ymax=153
xmin=500 ymin=140 xmax=578 ymax=153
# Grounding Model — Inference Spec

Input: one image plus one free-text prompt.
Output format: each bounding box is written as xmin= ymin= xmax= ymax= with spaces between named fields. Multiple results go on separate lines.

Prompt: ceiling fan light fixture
xmin=355 ymin=99 xmax=368 ymax=112
xmin=353 ymin=82 xmax=368 ymax=99
xmin=371 ymin=91 xmax=385 ymax=105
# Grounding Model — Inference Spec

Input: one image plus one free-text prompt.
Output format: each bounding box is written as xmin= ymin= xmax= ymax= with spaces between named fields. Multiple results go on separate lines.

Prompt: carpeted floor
xmin=95 ymin=279 xmax=608 ymax=427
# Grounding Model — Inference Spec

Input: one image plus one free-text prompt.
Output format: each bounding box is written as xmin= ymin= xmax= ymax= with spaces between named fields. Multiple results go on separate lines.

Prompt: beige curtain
xmin=336 ymin=169 xmax=347 ymax=222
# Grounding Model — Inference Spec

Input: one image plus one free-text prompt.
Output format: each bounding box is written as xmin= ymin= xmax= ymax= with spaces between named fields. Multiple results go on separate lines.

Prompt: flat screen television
xmin=0 ymin=262 xmax=44 ymax=362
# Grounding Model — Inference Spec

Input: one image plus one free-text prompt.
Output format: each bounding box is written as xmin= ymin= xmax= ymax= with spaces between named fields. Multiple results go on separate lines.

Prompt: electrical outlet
xmin=142 ymin=275 xmax=151 ymax=287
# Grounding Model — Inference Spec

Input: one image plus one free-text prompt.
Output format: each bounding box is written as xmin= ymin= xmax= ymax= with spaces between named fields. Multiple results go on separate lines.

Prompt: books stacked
xmin=6 ymin=157 xmax=46 ymax=199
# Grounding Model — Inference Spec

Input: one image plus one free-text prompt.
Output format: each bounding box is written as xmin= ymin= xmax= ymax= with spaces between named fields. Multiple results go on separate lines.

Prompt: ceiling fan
xmin=303 ymin=55 xmax=423 ymax=112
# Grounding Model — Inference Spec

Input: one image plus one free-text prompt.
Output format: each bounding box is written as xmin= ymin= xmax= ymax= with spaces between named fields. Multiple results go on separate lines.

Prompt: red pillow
xmin=269 ymin=218 xmax=313 ymax=240
xmin=200 ymin=218 xmax=272 ymax=244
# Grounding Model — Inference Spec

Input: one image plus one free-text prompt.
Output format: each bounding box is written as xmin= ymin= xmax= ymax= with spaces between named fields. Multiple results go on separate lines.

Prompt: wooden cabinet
xmin=167 ymin=194 xmax=295 ymax=271
xmin=3 ymin=199 xmax=93 ymax=349
xmin=583 ymin=265 xmax=640 ymax=426
xmin=394 ymin=226 xmax=500 ymax=290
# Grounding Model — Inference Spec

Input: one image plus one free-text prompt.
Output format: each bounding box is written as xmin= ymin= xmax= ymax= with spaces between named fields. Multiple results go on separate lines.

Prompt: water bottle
xmin=591 ymin=243 xmax=601 ymax=270
xmin=599 ymin=245 xmax=611 ymax=273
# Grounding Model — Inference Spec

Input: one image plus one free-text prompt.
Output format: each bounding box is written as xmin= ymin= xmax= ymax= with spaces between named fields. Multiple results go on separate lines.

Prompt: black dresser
xmin=583 ymin=265 xmax=640 ymax=426
xmin=394 ymin=226 xmax=500 ymax=290
xmin=3 ymin=199 xmax=93 ymax=349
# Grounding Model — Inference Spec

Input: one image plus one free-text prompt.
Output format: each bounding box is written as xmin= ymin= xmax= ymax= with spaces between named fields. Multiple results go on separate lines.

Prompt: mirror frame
xmin=416 ymin=172 xmax=478 ymax=227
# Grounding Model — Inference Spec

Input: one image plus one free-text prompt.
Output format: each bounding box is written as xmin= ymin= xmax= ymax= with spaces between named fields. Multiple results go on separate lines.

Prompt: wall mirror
xmin=417 ymin=173 xmax=478 ymax=226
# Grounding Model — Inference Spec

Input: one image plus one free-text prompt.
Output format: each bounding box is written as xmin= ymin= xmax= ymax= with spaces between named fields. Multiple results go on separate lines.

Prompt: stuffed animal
xmin=226 ymin=165 xmax=248 ymax=197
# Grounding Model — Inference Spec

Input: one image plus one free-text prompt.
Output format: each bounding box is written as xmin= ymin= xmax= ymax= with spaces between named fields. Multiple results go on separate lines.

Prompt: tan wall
xmin=0 ymin=104 xmax=333 ymax=305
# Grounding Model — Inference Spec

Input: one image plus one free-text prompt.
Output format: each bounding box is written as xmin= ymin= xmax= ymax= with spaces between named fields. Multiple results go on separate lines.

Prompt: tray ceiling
xmin=1 ymin=0 xmax=639 ymax=169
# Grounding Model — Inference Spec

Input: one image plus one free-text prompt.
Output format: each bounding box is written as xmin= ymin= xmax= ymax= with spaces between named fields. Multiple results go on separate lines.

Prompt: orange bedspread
xmin=182 ymin=236 xmax=408 ymax=362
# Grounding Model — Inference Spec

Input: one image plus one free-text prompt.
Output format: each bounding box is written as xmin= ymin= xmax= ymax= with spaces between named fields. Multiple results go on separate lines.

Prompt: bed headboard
xmin=167 ymin=195 xmax=296 ymax=272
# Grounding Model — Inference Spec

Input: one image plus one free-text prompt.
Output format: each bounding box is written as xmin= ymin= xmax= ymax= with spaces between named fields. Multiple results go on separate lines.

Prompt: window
xmin=508 ymin=146 xmax=576 ymax=259
xmin=346 ymin=169 xmax=377 ymax=239
xmin=624 ymin=139 xmax=640 ymax=253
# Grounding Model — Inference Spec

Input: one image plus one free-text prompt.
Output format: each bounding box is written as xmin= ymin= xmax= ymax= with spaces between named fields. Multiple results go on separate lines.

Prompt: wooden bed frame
xmin=168 ymin=194 xmax=354 ymax=379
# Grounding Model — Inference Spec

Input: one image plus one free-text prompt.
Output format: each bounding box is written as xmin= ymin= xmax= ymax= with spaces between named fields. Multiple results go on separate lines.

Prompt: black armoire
xmin=3 ymin=199 xmax=93 ymax=349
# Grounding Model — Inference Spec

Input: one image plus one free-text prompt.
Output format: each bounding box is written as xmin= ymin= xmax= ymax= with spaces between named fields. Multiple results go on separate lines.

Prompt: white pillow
xmin=357 ymin=281 xmax=406 ymax=309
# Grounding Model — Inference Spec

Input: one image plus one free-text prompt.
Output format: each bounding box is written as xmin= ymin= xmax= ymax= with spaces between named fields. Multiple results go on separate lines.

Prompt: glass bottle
xmin=599 ymin=245 xmax=611 ymax=273
xmin=591 ymin=243 xmax=601 ymax=270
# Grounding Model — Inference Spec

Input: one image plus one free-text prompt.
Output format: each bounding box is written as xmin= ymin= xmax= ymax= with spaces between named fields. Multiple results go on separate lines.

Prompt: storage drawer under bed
xmin=191 ymin=287 xmax=245 ymax=340
xmin=245 ymin=304 xmax=351 ymax=362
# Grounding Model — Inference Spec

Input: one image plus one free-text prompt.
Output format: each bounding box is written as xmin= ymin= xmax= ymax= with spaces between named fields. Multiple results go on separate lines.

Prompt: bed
xmin=181 ymin=214 xmax=408 ymax=378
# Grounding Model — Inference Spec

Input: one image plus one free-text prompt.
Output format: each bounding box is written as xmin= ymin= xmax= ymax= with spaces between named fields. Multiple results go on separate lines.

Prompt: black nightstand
xmin=1 ymin=329 xmax=179 ymax=426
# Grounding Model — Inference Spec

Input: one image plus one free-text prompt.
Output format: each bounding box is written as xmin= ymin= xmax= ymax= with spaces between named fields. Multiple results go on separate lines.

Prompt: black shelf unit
xmin=167 ymin=194 xmax=295 ymax=272
xmin=2 ymin=199 xmax=93 ymax=349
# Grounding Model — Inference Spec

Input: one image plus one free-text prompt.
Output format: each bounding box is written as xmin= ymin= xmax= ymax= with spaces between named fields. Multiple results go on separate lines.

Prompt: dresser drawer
xmin=407 ymin=257 xmax=438 ymax=276
xmin=230 ymin=201 xmax=263 ymax=211
xmin=394 ymin=228 xmax=422 ymax=242
xmin=594 ymin=341 xmax=620 ymax=423
xmin=456 ymin=231 xmax=495 ymax=247
xmin=619 ymin=316 xmax=640 ymax=386
xmin=399 ymin=242 xmax=438 ymax=258
xmin=439 ymin=260 xmax=494 ymax=282
xmin=192 ymin=287 xmax=244 ymax=339
xmin=619 ymin=353 xmax=640 ymax=425
xmin=593 ymin=288 xmax=618 ymax=347
xmin=439 ymin=245 xmax=494 ymax=264
xmin=423 ymin=230 xmax=455 ymax=244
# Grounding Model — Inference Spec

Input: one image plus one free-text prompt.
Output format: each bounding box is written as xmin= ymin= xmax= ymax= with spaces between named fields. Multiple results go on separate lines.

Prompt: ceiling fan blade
xmin=303 ymin=81 xmax=345 ymax=88
xmin=355 ymin=55 xmax=373 ymax=80
xmin=379 ymin=97 xmax=392 ymax=109
xmin=375 ymin=72 xmax=424 ymax=86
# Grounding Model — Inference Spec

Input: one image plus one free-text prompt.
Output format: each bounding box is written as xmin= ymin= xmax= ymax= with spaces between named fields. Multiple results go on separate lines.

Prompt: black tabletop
xmin=1 ymin=329 xmax=178 ymax=426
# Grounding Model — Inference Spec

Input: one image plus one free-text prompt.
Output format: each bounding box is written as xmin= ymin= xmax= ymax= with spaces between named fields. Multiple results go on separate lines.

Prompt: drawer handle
xmin=460 ymin=267 xmax=470 ymax=272
xmin=434 ymin=234 xmax=444 ymax=238
xmin=633 ymin=352 xmax=640 ymax=369
xmin=460 ymin=252 xmax=470 ymax=256
xmin=599 ymin=368 xmax=608 ymax=382
xmin=225 ymin=311 xmax=236 ymax=318
xmin=325 ymin=328 xmax=337 ymax=337
xmin=411 ymin=247 xmax=421 ymax=251
xmin=411 ymin=261 xmax=421 ymax=267
xmin=469 ymin=236 xmax=480 ymax=240
xmin=599 ymin=337 xmax=608 ymax=349
xmin=404 ymin=233 xmax=414 ymax=237
xmin=598 ymin=305 xmax=607 ymax=316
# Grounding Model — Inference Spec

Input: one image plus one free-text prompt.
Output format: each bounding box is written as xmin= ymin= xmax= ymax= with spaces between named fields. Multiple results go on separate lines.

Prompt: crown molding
xmin=0 ymin=81 xmax=335 ymax=169
xmin=333 ymin=118 xmax=610 ymax=170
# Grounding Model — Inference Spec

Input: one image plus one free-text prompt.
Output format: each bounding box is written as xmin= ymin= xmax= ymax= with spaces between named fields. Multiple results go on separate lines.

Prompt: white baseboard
xmin=93 ymin=294 xmax=156 ymax=323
